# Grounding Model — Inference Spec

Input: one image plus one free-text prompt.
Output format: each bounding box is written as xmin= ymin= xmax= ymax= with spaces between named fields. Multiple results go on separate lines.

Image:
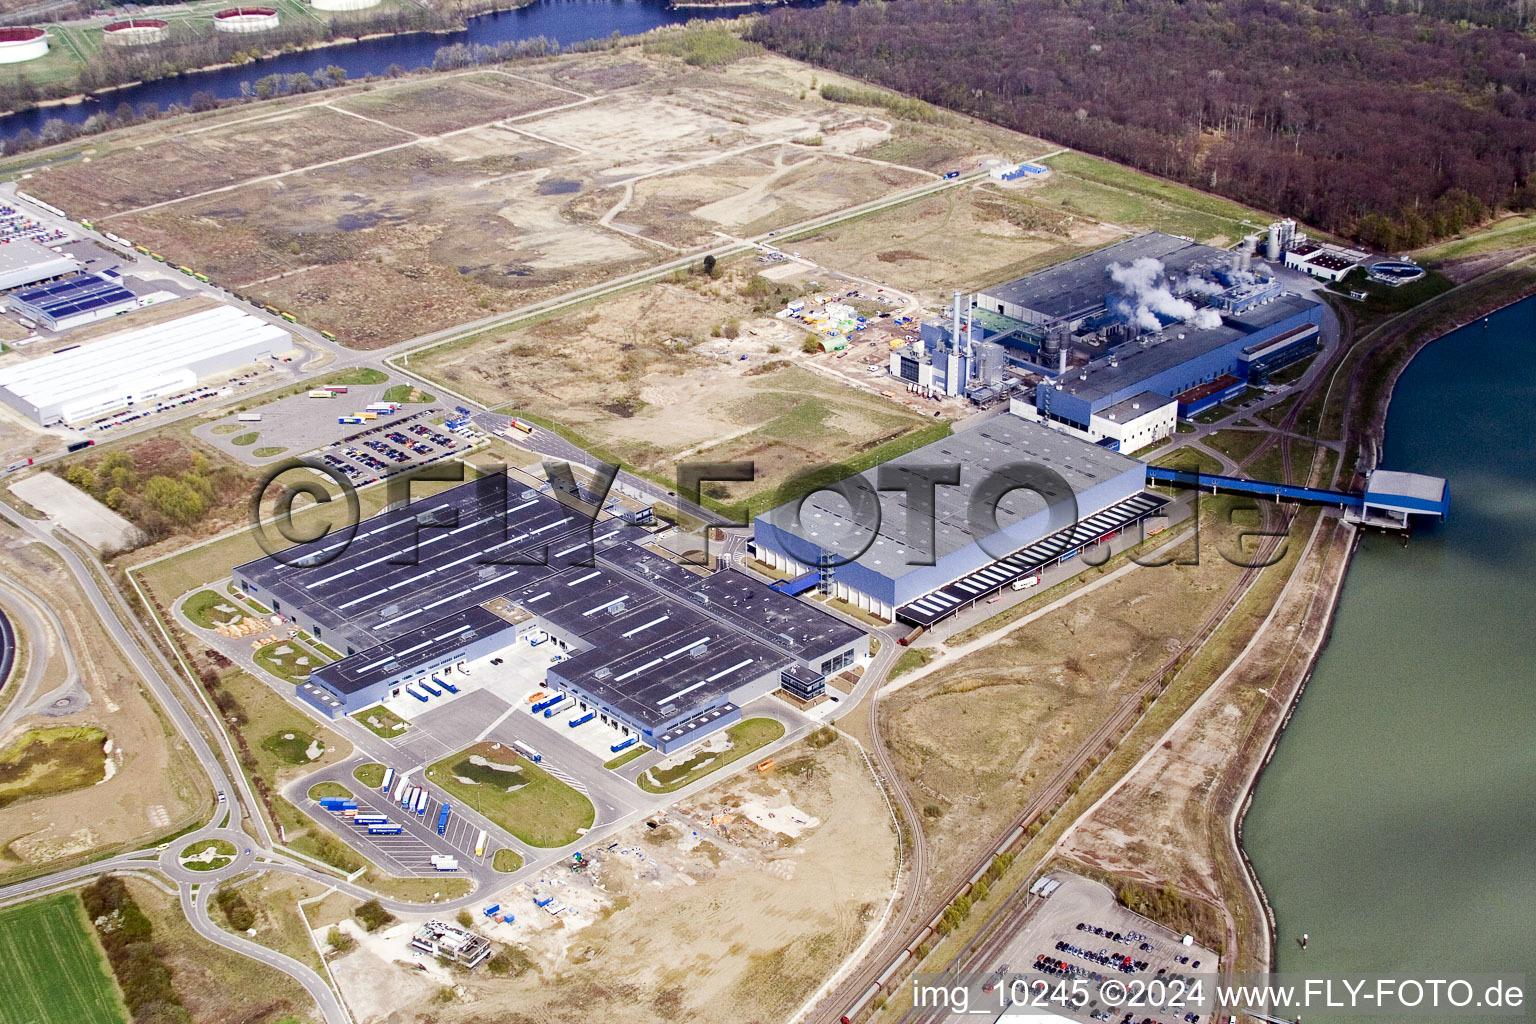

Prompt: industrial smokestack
xmin=951 ymin=290 xmax=963 ymax=353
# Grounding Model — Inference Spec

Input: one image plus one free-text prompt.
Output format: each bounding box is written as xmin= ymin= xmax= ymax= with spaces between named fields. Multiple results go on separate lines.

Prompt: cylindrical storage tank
xmin=0 ymin=26 xmax=48 ymax=63
xmin=1266 ymin=223 xmax=1282 ymax=260
xmin=103 ymin=18 xmax=169 ymax=45
xmin=308 ymin=0 xmax=379 ymax=11
xmin=214 ymin=6 xmax=280 ymax=32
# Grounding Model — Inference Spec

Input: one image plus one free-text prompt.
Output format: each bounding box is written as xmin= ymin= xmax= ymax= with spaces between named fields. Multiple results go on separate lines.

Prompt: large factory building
xmin=752 ymin=416 xmax=1169 ymax=624
xmin=0 ymin=305 xmax=286 ymax=425
xmin=899 ymin=233 xmax=1323 ymax=448
xmin=234 ymin=478 xmax=866 ymax=753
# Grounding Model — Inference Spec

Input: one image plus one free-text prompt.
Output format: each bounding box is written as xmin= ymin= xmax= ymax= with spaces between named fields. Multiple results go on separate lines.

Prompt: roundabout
xmin=158 ymin=828 xmax=259 ymax=882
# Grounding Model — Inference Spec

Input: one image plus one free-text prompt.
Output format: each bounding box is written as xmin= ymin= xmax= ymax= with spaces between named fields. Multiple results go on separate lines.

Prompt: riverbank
xmin=1231 ymin=254 xmax=1536 ymax=971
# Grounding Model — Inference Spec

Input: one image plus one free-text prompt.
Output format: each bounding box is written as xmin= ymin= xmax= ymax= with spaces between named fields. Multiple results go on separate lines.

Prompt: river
xmin=0 ymin=0 xmax=764 ymax=140
xmin=1244 ymin=295 xmax=1536 ymax=1012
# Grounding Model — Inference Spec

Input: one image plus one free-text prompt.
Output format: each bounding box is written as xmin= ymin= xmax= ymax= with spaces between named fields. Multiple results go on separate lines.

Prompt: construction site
xmin=320 ymin=730 xmax=896 ymax=1024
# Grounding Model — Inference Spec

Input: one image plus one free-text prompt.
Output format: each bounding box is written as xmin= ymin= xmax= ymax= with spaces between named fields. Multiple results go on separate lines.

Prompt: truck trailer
xmin=436 ymin=803 xmax=452 ymax=835
xmin=530 ymin=693 xmax=564 ymax=714
xmin=381 ymin=767 xmax=396 ymax=792
xmin=513 ymin=741 xmax=542 ymax=763
xmin=414 ymin=789 xmax=429 ymax=816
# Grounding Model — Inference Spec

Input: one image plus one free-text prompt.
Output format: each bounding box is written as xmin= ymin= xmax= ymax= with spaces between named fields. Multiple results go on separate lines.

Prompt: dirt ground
xmin=1056 ymin=515 xmax=1349 ymax=968
xmin=331 ymin=71 xmax=581 ymax=135
xmin=417 ymin=265 xmax=933 ymax=504
xmin=789 ymin=183 xmax=1126 ymax=304
xmin=327 ymin=733 xmax=897 ymax=1024
xmin=35 ymin=104 xmax=415 ymax=213
xmin=883 ymin=503 xmax=1253 ymax=892
xmin=17 ymin=49 xmax=1057 ymax=348
xmin=0 ymin=533 xmax=204 ymax=875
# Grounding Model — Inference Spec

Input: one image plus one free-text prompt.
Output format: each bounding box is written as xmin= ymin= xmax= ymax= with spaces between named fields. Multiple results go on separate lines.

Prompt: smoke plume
xmin=1108 ymin=257 xmax=1223 ymax=331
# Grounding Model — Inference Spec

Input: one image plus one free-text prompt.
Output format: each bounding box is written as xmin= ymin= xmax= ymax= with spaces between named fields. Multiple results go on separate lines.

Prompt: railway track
xmin=816 ymin=501 xmax=1289 ymax=1024
xmin=895 ymin=515 xmax=1290 ymax=1024
xmin=814 ymin=301 xmax=1367 ymax=1024
xmin=869 ymin=308 xmax=1364 ymax=1024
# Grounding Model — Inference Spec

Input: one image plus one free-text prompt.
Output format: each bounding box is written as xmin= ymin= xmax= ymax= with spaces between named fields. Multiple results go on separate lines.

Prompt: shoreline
xmin=1229 ymin=271 xmax=1536 ymax=971
xmin=0 ymin=3 xmax=532 ymax=119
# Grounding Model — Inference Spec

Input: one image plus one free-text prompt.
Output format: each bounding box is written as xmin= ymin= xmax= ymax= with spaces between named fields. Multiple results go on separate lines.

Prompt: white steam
xmin=1108 ymin=257 xmax=1224 ymax=331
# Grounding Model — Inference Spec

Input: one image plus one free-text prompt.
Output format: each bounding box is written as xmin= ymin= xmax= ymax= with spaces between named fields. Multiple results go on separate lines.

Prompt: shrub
xmin=354 ymin=899 xmax=395 ymax=932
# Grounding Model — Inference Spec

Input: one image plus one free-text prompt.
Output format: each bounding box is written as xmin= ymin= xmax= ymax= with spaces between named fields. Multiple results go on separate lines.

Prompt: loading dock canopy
xmin=897 ymin=490 xmax=1169 ymax=625
xmin=239 ymin=475 xmax=864 ymax=728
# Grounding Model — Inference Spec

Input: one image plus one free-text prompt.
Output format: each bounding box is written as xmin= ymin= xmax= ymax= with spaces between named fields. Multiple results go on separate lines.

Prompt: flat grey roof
xmin=978 ymin=233 xmax=1221 ymax=321
xmin=1097 ymin=391 xmax=1175 ymax=423
xmin=240 ymin=475 xmax=863 ymax=727
xmin=314 ymin=605 xmax=509 ymax=695
xmin=760 ymin=416 xmax=1143 ymax=581
xmin=1365 ymin=470 xmax=1446 ymax=504
xmin=1051 ymin=292 xmax=1318 ymax=404
xmin=0 ymin=238 xmax=78 ymax=277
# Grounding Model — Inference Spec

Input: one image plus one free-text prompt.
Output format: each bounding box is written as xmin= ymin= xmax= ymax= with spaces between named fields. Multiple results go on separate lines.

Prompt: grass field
xmin=353 ymin=705 xmax=409 ymax=739
xmin=427 ymin=742 xmax=594 ymax=848
xmin=382 ymin=384 xmax=433 ymax=404
xmin=308 ymin=781 xmax=352 ymax=801
xmin=353 ymin=762 xmax=386 ymax=789
xmin=260 ymin=729 xmax=320 ymax=765
xmin=180 ymin=838 xmax=237 ymax=871
xmin=181 ymin=588 xmax=245 ymax=630
xmin=1416 ymin=214 xmax=1536 ymax=263
xmin=638 ymin=718 xmax=785 ymax=794
xmin=0 ymin=894 xmax=126 ymax=1024
xmin=492 ymin=848 xmax=523 ymax=872
xmin=1039 ymin=151 xmax=1270 ymax=245
xmin=253 ymin=641 xmax=316 ymax=684
xmin=0 ymin=727 xmax=108 ymax=809
xmin=604 ymin=746 xmax=647 ymax=770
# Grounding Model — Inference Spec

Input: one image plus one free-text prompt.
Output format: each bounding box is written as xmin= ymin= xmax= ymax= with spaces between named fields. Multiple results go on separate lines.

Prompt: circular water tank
xmin=308 ymin=0 xmax=380 ymax=11
xmin=214 ymin=6 xmax=280 ymax=32
xmin=1367 ymin=260 xmax=1426 ymax=286
xmin=0 ymin=26 xmax=48 ymax=63
xmin=103 ymin=18 xmax=169 ymax=45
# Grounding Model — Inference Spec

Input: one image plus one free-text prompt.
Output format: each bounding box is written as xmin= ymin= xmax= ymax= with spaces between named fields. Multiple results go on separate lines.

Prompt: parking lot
xmin=941 ymin=871 xmax=1222 ymax=1024
xmin=195 ymin=379 xmax=480 ymax=473
xmin=309 ymin=775 xmax=490 ymax=877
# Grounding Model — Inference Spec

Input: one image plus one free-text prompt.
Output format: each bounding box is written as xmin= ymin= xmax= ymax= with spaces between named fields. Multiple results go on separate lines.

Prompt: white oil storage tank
xmin=0 ymin=27 xmax=48 ymax=63
xmin=214 ymin=6 xmax=281 ymax=32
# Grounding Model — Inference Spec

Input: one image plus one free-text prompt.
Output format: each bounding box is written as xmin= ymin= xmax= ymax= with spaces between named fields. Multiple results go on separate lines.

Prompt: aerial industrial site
xmin=0 ymin=16 xmax=1523 ymax=1024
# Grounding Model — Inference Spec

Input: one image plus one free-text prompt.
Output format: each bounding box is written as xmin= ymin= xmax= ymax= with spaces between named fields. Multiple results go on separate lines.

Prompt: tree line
xmin=747 ymin=0 xmax=1536 ymax=246
xmin=80 ymin=875 xmax=191 ymax=1024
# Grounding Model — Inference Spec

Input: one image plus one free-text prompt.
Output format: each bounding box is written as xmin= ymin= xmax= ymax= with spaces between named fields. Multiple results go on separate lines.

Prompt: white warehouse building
xmin=0 ymin=305 xmax=287 ymax=425
xmin=0 ymin=238 xmax=81 ymax=292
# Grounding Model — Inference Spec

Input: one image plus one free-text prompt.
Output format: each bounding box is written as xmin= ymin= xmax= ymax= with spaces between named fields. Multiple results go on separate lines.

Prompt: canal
xmin=0 ymin=0 xmax=762 ymax=140
xmin=1244 ymin=295 xmax=1536 ymax=1008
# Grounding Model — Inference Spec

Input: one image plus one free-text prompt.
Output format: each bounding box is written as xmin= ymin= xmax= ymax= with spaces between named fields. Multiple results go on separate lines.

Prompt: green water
xmin=1244 ymin=296 xmax=1536 ymax=989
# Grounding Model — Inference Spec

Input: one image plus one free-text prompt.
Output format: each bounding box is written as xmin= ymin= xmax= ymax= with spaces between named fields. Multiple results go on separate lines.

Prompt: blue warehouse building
xmin=1035 ymin=292 xmax=1323 ymax=428
xmin=752 ymin=416 xmax=1169 ymax=623
xmin=233 ymin=477 xmax=866 ymax=753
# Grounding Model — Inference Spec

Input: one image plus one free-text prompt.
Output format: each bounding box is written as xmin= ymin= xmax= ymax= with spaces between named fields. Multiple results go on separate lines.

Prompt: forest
xmin=747 ymin=0 xmax=1536 ymax=247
